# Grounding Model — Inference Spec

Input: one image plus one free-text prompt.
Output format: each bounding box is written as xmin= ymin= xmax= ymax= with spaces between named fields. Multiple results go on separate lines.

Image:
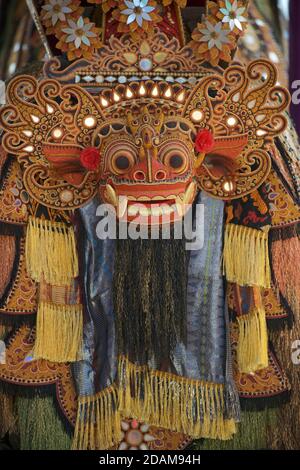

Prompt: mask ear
xmin=0 ymin=76 xmax=107 ymax=209
xmin=197 ymin=134 xmax=248 ymax=177
xmin=184 ymin=60 xmax=289 ymax=200
xmin=197 ymin=147 xmax=271 ymax=199
xmin=43 ymin=143 xmax=86 ymax=187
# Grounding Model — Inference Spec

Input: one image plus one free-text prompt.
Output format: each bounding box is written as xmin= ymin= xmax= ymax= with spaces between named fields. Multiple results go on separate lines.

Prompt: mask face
xmin=97 ymin=108 xmax=197 ymax=224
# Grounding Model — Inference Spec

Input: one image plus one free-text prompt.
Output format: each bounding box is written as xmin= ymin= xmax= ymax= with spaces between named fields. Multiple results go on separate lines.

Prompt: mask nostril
xmin=155 ymin=170 xmax=166 ymax=181
xmin=134 ymin=170 xmax=146 ymax=182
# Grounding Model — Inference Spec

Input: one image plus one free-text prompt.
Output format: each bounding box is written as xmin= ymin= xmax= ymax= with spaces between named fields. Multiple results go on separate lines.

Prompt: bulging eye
xmin=111 ymin=151 xmax=135 ymax=175
xmin=169 ymin=154 xmax=184 ymax=169
xmin=115 ymin=156 xmax=130 ymax=170
xmin=164 ymin=151 xmax=187 ymax=173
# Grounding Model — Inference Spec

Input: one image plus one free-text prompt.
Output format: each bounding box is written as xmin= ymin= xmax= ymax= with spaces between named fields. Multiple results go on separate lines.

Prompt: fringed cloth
xmin=232 ymin=285 xmax=269 ymax=374
xmin=223 ymin=224 xmax=271 ymax=288
xmin=196 ymin=408 xmax=277 ymax=450
xmin=72 ymin=193 xmax=240 ymax=450
xmin=222 ymin=223 xmax=272 ymax=374
xmin=25 ymin=216 xmax=78 ymax=286
xmin=73 ymin=358 xmax=236 ymax=450
xmin=24 ymin=216 xmax=83 ymax=363
xmin=236 ymin=308 xmax=268 ymax=374
xmin=34 ymin=302 xmax=83 ymax=362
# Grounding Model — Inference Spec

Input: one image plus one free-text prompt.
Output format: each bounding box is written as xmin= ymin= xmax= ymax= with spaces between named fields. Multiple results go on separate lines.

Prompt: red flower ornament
xmin=195 ymin=130 xmax=215 ymax=154
xmin=80 ymin=147 xmax=100 ymax=171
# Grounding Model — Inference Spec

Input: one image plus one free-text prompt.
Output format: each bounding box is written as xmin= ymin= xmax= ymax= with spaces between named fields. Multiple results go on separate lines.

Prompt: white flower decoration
xmin=42 ymin=0 xmax=72 ymax=26
xmin=199 ymin=21 xmax=230 ymax=50
xmin=62 ymin=17 xmax=97 ymax=49
xmin=220 ymin=0 xmax=247 ymax=31
xmin=123 ymin=0 xmax=155 ymax=27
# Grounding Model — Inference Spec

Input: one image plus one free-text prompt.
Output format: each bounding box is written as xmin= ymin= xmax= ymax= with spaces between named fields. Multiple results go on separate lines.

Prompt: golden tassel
xmin=223 ymin=224 xmax=271 ymax=288
xmin=72 ymin=357 xmax=238 ymax=450
xmin=118 ymin=357 xmax=236 ymax=441
xmin=73 ymin=386 xmax=121 ymax=450
xmin=237 ymin=308 xmax=268 ymax=374
xmin=34 ymin=302 xmax=83 ymax=363
xmin=25 ymin=216 xmax=78 ymax=286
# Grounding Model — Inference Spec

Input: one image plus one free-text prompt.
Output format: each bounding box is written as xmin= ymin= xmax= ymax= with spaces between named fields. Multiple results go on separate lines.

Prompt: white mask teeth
xmin=128 ymin=205 xmax=139 ymax=216
xmin=127 ymin=203 xmax=177 ymax=217
xmin=161 ymin=205 xmax=173 ymax=215
xmin=139 ymin=206 xmax=149 ymax=217
xmin=120 ymin=184 xmax=196 ymax=218
xmin=151 ymin=206 xmax=162 ymax=217
xmin=118 ymin=197 xmax=128 ymax=218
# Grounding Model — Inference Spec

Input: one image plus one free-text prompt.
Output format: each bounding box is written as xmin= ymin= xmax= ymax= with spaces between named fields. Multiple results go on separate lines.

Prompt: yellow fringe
xmin=72 ymin=386 xmax=121 ymax=450
xmin=118 ymin=357 xmax=236 ymax=440
xmin=237 ymin=308 xmax=269 ymax=374
xmin=25 ymin=216 xmax=78 ymax=286
xmin=34 ymin=302 xmax=83 ymax=363
xmin=73 ymin=357 xmax=237 ymax=449
xmin=118 ymin=357 xmax=235 ymax=440
xmin=223 ymin=224 xmax=271 ymax=288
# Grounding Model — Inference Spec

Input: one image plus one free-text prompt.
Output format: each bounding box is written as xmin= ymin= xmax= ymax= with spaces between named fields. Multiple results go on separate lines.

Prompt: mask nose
xmin=133 ymin=169 xmax=146 ymax=182
xmin=131 ymin=153 xmax=168 ymax=183
xmin=154 ymin=169 xmax=167 ymax=181
xmin=149 ymin=158 xmax=168 ymax=183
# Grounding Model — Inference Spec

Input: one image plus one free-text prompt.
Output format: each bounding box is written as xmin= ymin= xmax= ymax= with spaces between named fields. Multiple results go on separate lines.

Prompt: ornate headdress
xmin=0 ymin=0 xmax=290 ymax=223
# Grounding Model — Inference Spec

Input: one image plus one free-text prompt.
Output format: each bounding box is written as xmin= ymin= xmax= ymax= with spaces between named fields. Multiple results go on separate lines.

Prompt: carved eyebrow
xmin=98 ymin=125 xmax=110 ymax=136
xmin=97 ymin=122 xmax=126 ymax=137
xmin=161 ymin=120 xmax=197 ymax=140
xmin=111 ymin=123 xmax=124 ymax=131
xmin=164 ymin=121 xmax=177 ymax=129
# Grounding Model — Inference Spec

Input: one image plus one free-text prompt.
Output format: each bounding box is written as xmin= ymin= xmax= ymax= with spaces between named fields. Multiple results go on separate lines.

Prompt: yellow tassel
xmin=73 ymin=386 xmax=121 ymax=450
xmin=34 ymin=302 xmax=83 ymax=363
xmin=223 ymin=224 xmax=271 ymax=288
xmin=237 ymin=308 xmax=269 ymax=374
xmin=72 ymin=357 xmax=237 ymax=449
xmin=118 ymin=357 xmax=236 ymax=441
xmin=25 ymin=216 xmax=78 ymax=286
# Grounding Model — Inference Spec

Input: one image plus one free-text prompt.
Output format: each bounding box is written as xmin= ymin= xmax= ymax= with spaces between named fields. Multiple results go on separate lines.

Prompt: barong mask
xmin=0 ymin=2 xmax=290 ymax=225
